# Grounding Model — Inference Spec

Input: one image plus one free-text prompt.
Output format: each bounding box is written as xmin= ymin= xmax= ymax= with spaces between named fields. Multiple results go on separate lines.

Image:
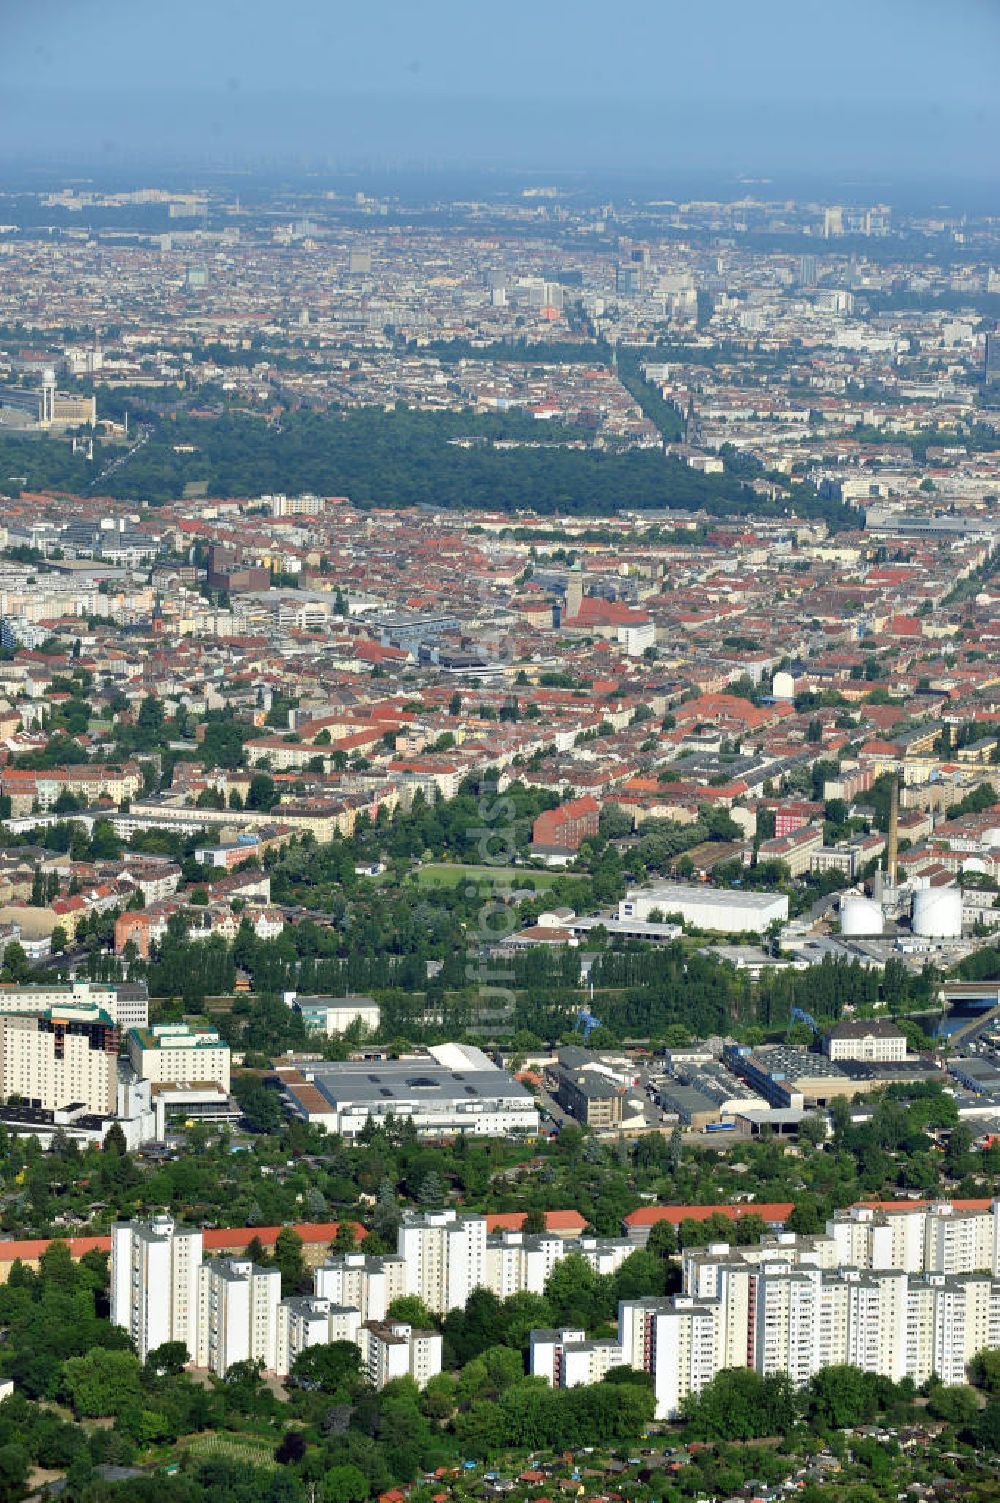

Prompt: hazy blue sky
xmin=1 ymin=0 xmax=997 ymax=185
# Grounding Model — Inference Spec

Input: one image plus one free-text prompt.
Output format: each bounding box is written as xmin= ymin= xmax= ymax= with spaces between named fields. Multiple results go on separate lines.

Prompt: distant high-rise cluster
xmin=111 ymin=1207 xmax=635 ymax=1382
xmin=531 ymin=1200 xmax=1000 ymax=1417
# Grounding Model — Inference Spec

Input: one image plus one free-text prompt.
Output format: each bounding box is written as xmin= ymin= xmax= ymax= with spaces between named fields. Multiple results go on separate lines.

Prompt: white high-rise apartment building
xmin=529 ymin=1327 xmax=626 ymax=1390
xmin=532 ymin=1218 xmax=1000 ymax=1419
xmin=357 ymin=1321 xmax=442 ymax=1390
xmin=484 ymin=1230 xmax=632 ymax=1300
xmin=112 ymin=1219 xmax=279 ymax=1375
xmin=275 ymin=1297 xmax=362 ymax=1378
xmin=314 ymin=1252 xmax=407 ymax=1322
xmin=110 ymin=1216 xmax=202 ymax=1362
xmin=750 ymin=1264 xmax=823 ymax=1385
xmin=827 ymin=1202 xmax=1000 ymax=1277
xmin=538 ymin=1297 xmax=721 ymax=1421
xmin=397 ymin=1210 xmax=487 ymax=1315
xmin=195 ymin=1257 xmax=281 ymax=1377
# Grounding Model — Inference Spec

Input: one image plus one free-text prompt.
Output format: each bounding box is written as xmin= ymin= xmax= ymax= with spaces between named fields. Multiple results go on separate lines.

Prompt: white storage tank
xmin=911 ymin=886 xmax=963 ymax=939
xmin=772 ymin=670 xmax=796 ymax=701
xmin=840 ymin=894 xmax=885 ymax=937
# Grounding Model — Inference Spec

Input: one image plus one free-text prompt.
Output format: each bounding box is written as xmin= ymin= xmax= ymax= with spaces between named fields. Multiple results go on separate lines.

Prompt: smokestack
xmin=887 ymin=775 xmax=899 ymax=887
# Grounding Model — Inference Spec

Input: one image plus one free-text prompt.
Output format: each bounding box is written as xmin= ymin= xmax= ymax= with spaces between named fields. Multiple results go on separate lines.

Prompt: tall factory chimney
xmin=887 ymin=775 xmax=899 ymax=887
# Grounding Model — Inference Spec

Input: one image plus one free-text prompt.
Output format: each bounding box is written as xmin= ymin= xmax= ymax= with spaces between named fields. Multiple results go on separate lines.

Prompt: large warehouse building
xmin=277 ymin=1042 xmax=540 ymax=1138
xmin=618 ymin=883 xmax=788 ymax=935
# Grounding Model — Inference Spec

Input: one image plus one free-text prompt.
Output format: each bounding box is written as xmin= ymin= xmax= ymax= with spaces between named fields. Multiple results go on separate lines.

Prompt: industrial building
xmin=619 ymin=883 xmax=788 ymax=935
xmin=277 ymin=1041 xmax=538 ymax=1138
xmin=285 ymin=992 xmax=380 ymax=1037
xmin=0 ymin=375 xmax=96 ymax=432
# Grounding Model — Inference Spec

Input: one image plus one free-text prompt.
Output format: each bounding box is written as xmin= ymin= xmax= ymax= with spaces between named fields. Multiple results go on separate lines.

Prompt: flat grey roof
xmin=630 ymin=882 xmax=785 ymax=912
xmin=300 ymin=1058 xmax=531 ymax=1108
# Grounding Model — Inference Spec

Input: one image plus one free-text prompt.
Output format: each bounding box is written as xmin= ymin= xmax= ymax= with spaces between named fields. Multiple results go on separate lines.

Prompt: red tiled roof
xmin=624 ymin=1203 xmax=794 ymax=1228
xmin=0 ymin=1219 xmax=367 ymax=1267
xmin=485 ymin=1211 xmax=587 ymax=1234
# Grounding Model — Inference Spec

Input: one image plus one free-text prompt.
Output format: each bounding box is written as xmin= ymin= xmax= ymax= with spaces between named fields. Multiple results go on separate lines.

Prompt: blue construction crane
xmin=576 ymin=1008 xmax=602 ymax=1041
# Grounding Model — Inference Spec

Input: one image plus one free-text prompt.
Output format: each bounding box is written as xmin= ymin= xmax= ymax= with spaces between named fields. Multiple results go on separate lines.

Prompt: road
xmin=85 ymin=423 xmax=152 ymax=492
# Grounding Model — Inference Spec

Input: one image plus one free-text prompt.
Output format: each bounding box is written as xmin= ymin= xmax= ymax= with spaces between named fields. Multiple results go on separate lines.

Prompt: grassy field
xmin=182 ymin=1433 xmax=277 ymax=1469
xmin=413 ymin=862 xmax=559 ymax=890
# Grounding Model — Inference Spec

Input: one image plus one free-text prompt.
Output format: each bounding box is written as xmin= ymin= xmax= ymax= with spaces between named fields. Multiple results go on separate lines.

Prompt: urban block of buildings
xmin=531 ymin=1198 xmax=1000 ymax=1418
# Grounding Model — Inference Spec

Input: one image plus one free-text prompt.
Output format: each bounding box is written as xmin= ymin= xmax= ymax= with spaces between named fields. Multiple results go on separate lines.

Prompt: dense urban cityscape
xmin=1 ymin=1 xmax=1000 ymax=1501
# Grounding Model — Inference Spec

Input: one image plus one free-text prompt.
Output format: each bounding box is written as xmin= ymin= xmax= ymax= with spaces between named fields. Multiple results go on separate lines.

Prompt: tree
xmin=599 ymin=803 xmax=634 ymax=840
xmin=612 ymin=1249 xmax=668 ymax=1301
xmin=682 ymin=1367 xmax=798 ymax=1440
xmin=544 ymin=1252 xmax=603 ymax=1327
xmin=807 ymin=1365 xmax=886 ymax=1430
xmin=103 ymin=1122 xmax=128 ymax=1156
xmin=248 ymin=773 xmax=279 ymax=811
xmin=798 ymin=1113 xmax=828 ymax=1148
xmin=49 ymin=925 xmax=68 ymax=954
xmin=289 ymin=1340 xmax=362 ymax=1396
xmin=926 ymin=1384 xmax=979 ymax=1428
xmin=323 ymin=1463 xmax=369 ymax=1503
xmin=274 ymin=1429 xmax=307 ymax=1465
xmin=647 ymin=1219 xmax=678 ymax=1258
xmin=387 ymin=1295 xmax=436 ymax=1329
xmin=420 ymin=1371 xmax=458 ymax=1421
xmin=273 ymin=1227 xmax=308 ymax=1295
xmin=978 ymin=1398 xmax=1000 ymax=1450
xmin=522 ymin=1208 xmax=547 ymax=1235
xmin=137 ymin=696 xmax=165 ymax=733
xmin=332 ymin=1220 xmax=357 ymax=1252
xmin=0 ymin=1443 xmax=29 ymax=1500
xmin=144 ymin=1340 xmax=189 ymax=1377
xmin=971 ymin=1347 xmax=1000 ymax=1393
xmin=60 ymin=1349 xmax=143 ymax=1418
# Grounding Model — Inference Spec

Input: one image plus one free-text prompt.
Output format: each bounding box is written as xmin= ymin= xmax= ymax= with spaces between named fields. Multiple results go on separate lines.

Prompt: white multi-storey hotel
xmin=0 ymin=1004 xmax=121 ymax=1114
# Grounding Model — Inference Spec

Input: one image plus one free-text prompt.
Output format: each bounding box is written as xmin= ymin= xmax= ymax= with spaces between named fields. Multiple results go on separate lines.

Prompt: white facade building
xmin=0 ymin=981 xmax=147 ymax=1029
xmin=314 ymin=1252 xmax=407 ymax=1322
xmin=111 ymin=1215 xmax=202 ymax=1362
xmin=357 ymin=1320 xmax=442 ymax=1390
xmin=531 ymin=1208 xmax=1000 ymax=1418
xmin=0 ymin=1005 xmax=120 ymax=1114
xmin=280 ymin=1042 xmax=538 ymax=1139
xmin=397 ymin=1210 xmax=488 ymax=1316
xmin=196 ymin=1257 xmax=281 ymax=1378
xmin=275 ymin=1297 xmax=362 ymax=1378
xmin=126 ymin=1023 xmax=231 ymax=1092
xmin=618 ymin=883 xmax=788 ymax=935
xmin=530 ymin=1327 xmax=626 ymax=1389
